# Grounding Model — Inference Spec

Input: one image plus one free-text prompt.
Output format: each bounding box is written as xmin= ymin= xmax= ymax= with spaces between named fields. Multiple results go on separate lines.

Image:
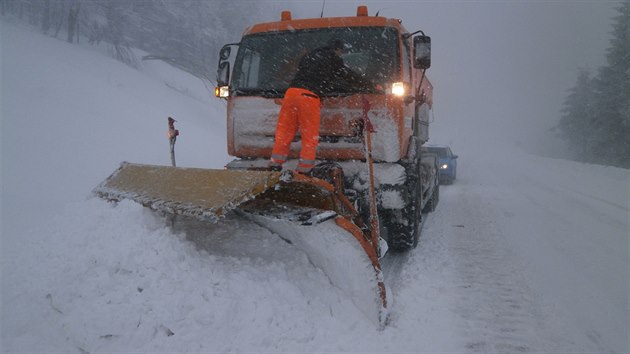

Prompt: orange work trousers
xmin=271 ymin=87 xmax=321 ymax=172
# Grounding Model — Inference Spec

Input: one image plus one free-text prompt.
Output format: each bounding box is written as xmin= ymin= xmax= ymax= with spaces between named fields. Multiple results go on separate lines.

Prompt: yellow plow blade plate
xmin=94 ymin=162 xmax=281 ymax=222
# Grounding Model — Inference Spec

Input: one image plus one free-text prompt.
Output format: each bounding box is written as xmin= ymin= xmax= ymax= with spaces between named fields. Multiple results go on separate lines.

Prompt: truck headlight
xmin=391 ymin=82 xmax=405 ymax=97
xmin=440 ymin=163 xmax=448 ymax=169
xmin=215 ymin=86 xmax=229 ymax=98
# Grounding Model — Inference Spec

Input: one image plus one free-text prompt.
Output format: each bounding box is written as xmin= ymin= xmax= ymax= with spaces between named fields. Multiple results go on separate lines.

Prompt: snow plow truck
xmin=94 ymin=5 xmax=438 ymax=328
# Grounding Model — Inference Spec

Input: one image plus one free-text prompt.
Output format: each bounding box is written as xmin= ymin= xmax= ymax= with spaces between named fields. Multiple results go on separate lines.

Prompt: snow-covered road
xmin=416 ymin=183 xmax=548 ymax=353
xmin=413 ymin=149 xmax=629 ymax=353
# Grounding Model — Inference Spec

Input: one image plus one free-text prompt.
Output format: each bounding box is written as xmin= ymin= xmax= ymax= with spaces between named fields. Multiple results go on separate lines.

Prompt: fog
xmin=2 ymin=4 xmax=628 ymax=351
xmin=266 ymin=1 xmax=617 ymax=154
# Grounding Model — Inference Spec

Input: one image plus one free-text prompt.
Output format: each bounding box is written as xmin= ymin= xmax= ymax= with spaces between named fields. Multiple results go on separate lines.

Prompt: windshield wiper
xmin=259 ymin=89 xmax=283 ymax=98
xmin=234 ymin=88 xmax=284 ymax=98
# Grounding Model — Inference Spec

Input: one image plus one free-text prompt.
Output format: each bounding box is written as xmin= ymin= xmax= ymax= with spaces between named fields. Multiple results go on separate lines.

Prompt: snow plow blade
xmin=93 ymin=162 xmax=282 ymax=222
xmin=94 ymin=162 xmax=388 ymax=326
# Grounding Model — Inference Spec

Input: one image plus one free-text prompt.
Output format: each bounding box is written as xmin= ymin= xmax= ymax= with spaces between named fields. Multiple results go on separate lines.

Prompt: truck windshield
xmin=231 ymin=27 xmax=399 ymax=97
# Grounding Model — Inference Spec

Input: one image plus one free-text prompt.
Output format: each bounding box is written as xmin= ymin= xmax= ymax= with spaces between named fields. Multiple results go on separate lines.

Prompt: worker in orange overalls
xmin=270 ymin=38 xmax=372 ymax=174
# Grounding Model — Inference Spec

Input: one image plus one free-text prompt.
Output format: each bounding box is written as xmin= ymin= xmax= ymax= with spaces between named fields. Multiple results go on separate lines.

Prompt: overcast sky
xmin=262 ymin=0 xmax=619 ymax=152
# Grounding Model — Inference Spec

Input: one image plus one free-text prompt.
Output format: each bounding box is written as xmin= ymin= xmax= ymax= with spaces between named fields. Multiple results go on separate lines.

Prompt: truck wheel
xmin=385 ymin=165 xmax=422 ymax=252
xmin=386 ymin=204 xmax=420 ymax=251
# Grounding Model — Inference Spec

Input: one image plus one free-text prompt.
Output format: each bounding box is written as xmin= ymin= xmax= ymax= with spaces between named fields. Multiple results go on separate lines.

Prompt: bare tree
xmin=66 ymin=0 xmax=80 ymax=43
xmin=3 ymin=0 xmax=275 ymax=76
xmin=40 ymin=0 xmax=50 ymax=34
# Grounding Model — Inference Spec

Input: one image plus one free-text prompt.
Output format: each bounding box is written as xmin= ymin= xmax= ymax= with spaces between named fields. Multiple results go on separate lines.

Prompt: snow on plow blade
xmin=94 ymin=162 xmax=388 ymax=327
xmin=241 ymin=207 xmax=388 ymax=326
xmin=238 ymin=173 xmax=388 ymax=326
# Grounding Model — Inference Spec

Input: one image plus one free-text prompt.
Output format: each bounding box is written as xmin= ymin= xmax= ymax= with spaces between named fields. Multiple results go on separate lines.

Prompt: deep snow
xmin=2 ymin=20 xmax=628 ymax=353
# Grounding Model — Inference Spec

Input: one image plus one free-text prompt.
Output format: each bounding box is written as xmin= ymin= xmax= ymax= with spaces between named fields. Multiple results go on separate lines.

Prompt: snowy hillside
xmin=2 ymin=20 xmax=628 ymax=353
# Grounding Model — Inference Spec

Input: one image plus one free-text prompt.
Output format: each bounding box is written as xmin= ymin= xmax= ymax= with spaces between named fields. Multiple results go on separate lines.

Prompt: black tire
xmin=384 ymin=164 xmax=422 ymax=252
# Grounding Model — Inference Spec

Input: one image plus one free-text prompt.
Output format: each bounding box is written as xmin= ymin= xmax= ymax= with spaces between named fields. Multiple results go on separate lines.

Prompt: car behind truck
xmin=425 ymin=145 xmax=458 ymax=184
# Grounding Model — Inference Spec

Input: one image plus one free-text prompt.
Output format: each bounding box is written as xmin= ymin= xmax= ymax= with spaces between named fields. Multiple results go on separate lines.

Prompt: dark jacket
xmin=290 ymin=46 xmax=372 ymax=97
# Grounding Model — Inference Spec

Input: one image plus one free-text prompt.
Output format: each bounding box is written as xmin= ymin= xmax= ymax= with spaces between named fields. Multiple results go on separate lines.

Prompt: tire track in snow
xmin=430 ymin=184 xmax=548 ymax=353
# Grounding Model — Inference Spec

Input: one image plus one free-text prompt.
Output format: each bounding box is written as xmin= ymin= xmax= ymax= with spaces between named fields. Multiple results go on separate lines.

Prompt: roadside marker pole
xmin=168 ymin=117 xmax=179 ymax=167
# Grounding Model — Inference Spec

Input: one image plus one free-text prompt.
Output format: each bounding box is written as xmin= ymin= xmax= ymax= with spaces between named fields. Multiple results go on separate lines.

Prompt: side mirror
xmin=413 ymin=35 xmax=431 ymax=69
xmin=219 ymin=45 xmax=231 ymax=61
xmin=217 ymin=43 xmax=239 ymax=87
xmin=452 ymin=155 xmax=458 ymax=159
xmin=217 ymin=61 xmax=230 ymax=86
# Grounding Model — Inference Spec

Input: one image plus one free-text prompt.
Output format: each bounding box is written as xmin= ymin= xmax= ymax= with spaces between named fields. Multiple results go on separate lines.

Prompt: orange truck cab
xmin=215 ymin=6 xmax=439 ymax=251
